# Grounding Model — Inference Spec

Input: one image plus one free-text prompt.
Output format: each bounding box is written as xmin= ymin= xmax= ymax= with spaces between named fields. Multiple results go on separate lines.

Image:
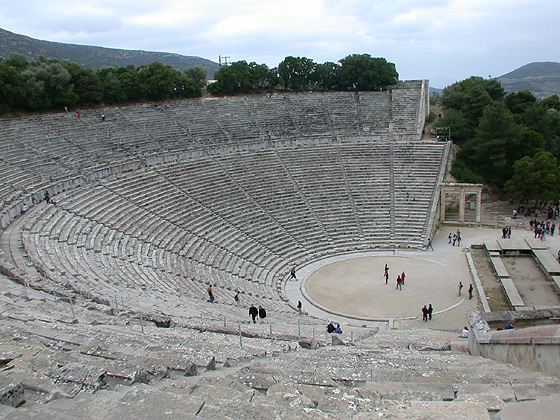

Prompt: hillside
xmin=498 ymin=62 xmax=560 ymax=99
xmin=0 ymin=27 xmax=219 ymax=77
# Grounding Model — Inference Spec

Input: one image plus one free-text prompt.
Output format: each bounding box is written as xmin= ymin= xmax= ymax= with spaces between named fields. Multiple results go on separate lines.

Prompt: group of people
xmin=457 ymin=282 xmax=474 ymax=299
xmin=531 ymin=219 xmax=556 ymax=240
xmin=383 ymin=264 xmax=407 ymax=291
xmin=249 ymin=304 xmax=267 ymax=323
xmin=327 ymin=321 xmax=342 ymax=334
xmin=447 ymin=229 xmax=462 ymax=247
xmin=501 ymin=226 xmax=512 ymax=239
xmin=421 ymin=304 xmax=433 ymax=321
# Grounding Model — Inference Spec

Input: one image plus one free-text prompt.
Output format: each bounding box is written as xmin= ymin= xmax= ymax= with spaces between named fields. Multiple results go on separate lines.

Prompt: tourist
xmin=422 ymin=305 xmax=428 ymax=322
xmin=505 ymin=318 xmax=516 ymax=330
xmin=334 ymin=324 xmax=342 ymax=334
xmin=452 ymin=234 xmax=457 ymax=246
xmin=396 ymin=275 xmax=402 ymax=290
xmin=234 ymin=291 xmax=240 ymax=304
xmin=384 ymin=264 xmax=389 ymax=284
xmin=401 ymin=271 xmax=406 ymax=285
xmin=207 ymin=285 xmax=214 ymax=303
xmin=460 ymin=326 xmax=469 ymax=338
xmin=468 ymin=284 xmax=474 ymax=299
xmin=448 ymin=233 xmax=452 ymax=244
xmin=428 ymin=304 xmax=433 ymax=320
xmin=327 ymin=321 xmax=335 ymax=333
xmin=426 ymin=238 xmax=434 ymax=251
xmin=456 ymin=231 xmax=462 ymax=246
xmin=258 ymin=305 xmax=267 ymax=323
xmin=21 ymin=204 xmax=29 ymax=213
xmin=101 ymin=113 xmax=105 ymax=122
xmin=291 ymin=267 xmax=297 ymax=281
xmin=297 ymin=300 xmax=302 ymax=314
xmin=458 ymin=282 xmax=463 ymax=296
xmin=249 ymin=304 xmax=258 ymax=323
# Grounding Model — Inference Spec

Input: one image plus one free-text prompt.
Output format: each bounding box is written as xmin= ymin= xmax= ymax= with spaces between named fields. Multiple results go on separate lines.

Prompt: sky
xmin=0 ymin=0 xmax=558 ymax=88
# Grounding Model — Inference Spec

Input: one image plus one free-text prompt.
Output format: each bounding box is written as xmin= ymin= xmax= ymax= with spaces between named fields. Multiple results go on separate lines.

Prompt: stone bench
xmin=499 ymin=277 xmax=525 ymax=310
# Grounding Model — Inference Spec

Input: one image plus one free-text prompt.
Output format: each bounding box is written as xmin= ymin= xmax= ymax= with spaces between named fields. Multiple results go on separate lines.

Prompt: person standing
xmin=401 ymin=272 xmax=406 ymax=285
xmin=258 ymin=305 xmax=267 ymax=323
xmin=427 ymin=304 xmax=433 ymax=320
xmin=384 ymin=264 xmax=389 ymax=284
xmin=297 ymin=300 xmax=302 ymax=314
xmin=422 ymin=305 xmax=428 ymax=322
xmin=468 ymin=284 xmax=474 ymax=299
xmin=458 ymin=282 xmax=463 ymax=296
xmin=207 ymin=285 xmax=215 ymax=303
xmin=396 ymin=275 xmax=402 ymax=290
xmin=249 ymin=304 xmax=258 ymax=323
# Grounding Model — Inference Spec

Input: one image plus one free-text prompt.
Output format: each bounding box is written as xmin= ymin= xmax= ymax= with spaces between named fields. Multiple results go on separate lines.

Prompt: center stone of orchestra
xmin=304 ymin=256 xmax=460 ymax=319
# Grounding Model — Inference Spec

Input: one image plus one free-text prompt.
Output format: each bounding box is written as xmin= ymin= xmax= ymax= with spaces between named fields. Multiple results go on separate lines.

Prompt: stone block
xmin=0 ymin=381 xmax=24 ymax=407
xmin=184 ymin=361 xmax=198 ymax=376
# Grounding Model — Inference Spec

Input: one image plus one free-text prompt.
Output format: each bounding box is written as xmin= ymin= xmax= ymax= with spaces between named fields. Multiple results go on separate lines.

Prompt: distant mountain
xmin=498 ymin=62 xmax=560 ymax=99
xmin=0 ymin=27 xmax=219 ymax=77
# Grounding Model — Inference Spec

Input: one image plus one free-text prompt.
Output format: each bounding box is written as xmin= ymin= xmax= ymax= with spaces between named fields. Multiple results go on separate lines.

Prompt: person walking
xmin=207 ymin=285 xmax=215 ymax=303
xmin=426 ymin=238 xmax=434 ymax=251
xmin=468 ymin=284 xmax=474 ymax=299
xmin=427 ymin=304 xmax=433 ymax=320
xmin=258 ymin=305 xmax=267 ymax=323
xmin=249 ymin=304 xmax=258 ymax=323
xmin=291 ymin=267 xmax=297 ymax=281
xmin=458 ymin=282 xmax=463 ymax=296
xmin=297 ymin=300 xmax=302 ymax=314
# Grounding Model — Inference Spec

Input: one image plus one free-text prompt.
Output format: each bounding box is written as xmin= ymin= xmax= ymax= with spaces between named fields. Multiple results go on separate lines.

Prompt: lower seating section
xmin=20 ymin=139 xmax=447 ymax=312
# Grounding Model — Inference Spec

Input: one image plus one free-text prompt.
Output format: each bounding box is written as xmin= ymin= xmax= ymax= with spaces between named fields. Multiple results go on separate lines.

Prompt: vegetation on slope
xmin=433 ymin=77 xmax=560 ymax=201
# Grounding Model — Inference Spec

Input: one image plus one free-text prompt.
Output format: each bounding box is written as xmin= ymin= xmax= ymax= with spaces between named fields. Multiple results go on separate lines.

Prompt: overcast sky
xmin=1 ymin=0 xmax=558 ymax=88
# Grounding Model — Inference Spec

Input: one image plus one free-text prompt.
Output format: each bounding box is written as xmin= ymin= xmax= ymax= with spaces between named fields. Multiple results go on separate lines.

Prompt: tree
xmin=64 ymin=63 xmax=103 ymax=104
xmin=184 ymin=65 xmax=208 ymax=87
xmin=278 ymin=56 xmax=315 ymax=91
xmin=542 ymin=94 xmax=560 ymax=111
xmin=338 ymin=54 xmax=398 ymax=91
xmin=459 ymin=102 xmax=525 ymax=187
xmin=0 ymin=62 xmax=25 ymax=110
xmin=311 ymin=62 xmax=341 ymax=90
xmin=138 ymin=61 xmax=198 ymax=100
xmin=504 ymin=151 xmax=560 ymax=202
xmin=433 ymin=109 xmax=472 ymax=145
xmin=505 ymin=90 xmax=537 ymax=114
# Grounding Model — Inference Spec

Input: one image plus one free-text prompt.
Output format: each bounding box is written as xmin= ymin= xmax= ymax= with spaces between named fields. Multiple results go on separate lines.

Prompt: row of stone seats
xmin=0 ymin=85 xmax=424 ymax=219
xmin=19 ymin=139 xmax=447 ymax=317
xmin=3 ymin=277 xmax=559 ymax=420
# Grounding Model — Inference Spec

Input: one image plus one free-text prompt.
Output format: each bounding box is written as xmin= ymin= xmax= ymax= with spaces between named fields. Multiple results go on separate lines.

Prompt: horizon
xmin=1 ymin=1 xmax=559 ymax=89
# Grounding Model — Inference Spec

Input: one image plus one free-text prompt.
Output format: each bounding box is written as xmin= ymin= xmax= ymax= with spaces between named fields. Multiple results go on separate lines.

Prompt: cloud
xmin=0 ymin=0 xmax=558 ymax=87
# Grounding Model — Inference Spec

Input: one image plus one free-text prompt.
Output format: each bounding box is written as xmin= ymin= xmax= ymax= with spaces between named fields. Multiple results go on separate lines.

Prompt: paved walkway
xmin=285 ymin=219 xmax=560 ymax=331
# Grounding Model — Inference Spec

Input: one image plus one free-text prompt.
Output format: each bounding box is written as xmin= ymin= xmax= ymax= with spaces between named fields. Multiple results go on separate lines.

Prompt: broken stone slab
xmin=223 ymin=358 xmax=237 ymax=368
xmin=0 ymin=381 xmax=24 ymax=407
xmin=298 ymin=338 xmax=319 ymax=350
xmin=332 ymin=335 xmax=345 ymax=346
xmin=409 ymin=341 xmax=451 ymax=351
xmin=50 ymin=362 xmax=106 ymax=391
xmin=206 ymin=357 xmax=216 ymax=371
xmin=0 ymin=352 xmax=22 ymax=366
xmin=184 ymin=361 xmax=198 ymax=377
xmin=130 ymin=368 xmax=150 ymax=384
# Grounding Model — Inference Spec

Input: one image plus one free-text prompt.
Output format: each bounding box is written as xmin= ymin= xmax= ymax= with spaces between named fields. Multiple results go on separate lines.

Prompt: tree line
xmin=208 ymin=54 xmax=398 ymax=95
xmin=0 ymin=53 xmax=206 ymax=113
xmin=0 ymin=52 xmax=398 ymax=114
xmin=432 ymin=76 xmax=560 ymax=201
